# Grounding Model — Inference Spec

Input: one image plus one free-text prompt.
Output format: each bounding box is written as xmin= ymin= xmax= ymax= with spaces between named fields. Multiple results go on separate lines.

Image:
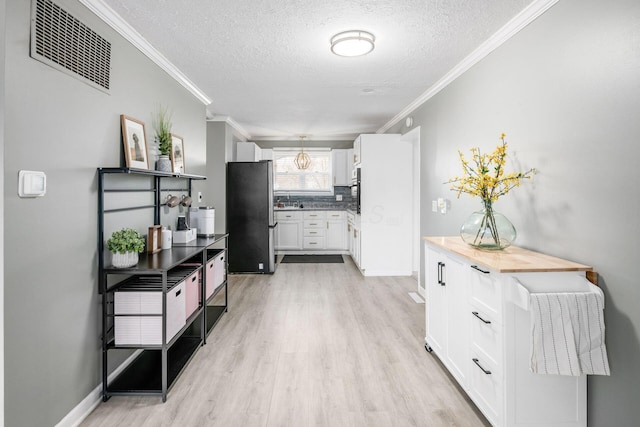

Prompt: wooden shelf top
xmin=423 ymin=236 xmax=592 ymax=273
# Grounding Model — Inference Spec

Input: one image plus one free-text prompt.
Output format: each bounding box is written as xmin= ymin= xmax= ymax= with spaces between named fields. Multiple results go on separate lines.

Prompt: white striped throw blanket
xmin=529 ymin=288 xmax=610 ymax=376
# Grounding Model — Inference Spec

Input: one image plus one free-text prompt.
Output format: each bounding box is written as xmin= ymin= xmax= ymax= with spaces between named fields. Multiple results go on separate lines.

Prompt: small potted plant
xmin=152 ymin=105 xmax=172 ymax=172
xmin=107 ymin=228 xmax=145 ymax=268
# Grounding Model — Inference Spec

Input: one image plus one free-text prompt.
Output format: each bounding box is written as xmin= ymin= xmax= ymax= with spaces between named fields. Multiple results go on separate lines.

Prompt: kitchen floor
xmin=81 ymin=257 xmax=488 ymax=427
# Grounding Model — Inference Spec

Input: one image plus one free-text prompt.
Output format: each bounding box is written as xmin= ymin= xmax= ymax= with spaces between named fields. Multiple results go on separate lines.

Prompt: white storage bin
xmin=206 ymin=249 xmax=226 ymax=300
xmin=114 ymin=281 xmax=186 ymax=345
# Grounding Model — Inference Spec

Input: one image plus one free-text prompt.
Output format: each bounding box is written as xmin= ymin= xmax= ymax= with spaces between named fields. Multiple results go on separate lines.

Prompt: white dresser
xmin=424 ymin=236 xmax=595 ymax=427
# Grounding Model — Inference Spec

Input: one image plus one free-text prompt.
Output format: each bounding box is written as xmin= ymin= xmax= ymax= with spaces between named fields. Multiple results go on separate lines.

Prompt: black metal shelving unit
xmin=97 ymin=168 xmax=229 ymax=402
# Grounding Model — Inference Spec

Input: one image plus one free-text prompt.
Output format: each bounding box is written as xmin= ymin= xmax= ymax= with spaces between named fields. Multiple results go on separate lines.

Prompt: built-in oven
xmin=351 ymin=167 xmax=361 ymax=214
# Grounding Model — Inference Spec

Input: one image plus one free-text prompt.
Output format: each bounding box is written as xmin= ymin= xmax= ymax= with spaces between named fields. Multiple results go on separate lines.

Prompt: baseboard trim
xmin=363 ymin=270 xmax=413 ymax=277
xmin=55 ymin=350 xmax=142 ymax=427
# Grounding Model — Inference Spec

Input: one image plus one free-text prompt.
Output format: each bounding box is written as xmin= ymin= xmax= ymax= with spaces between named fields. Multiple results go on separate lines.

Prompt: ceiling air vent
xmin=30 ymin=0 xmax=111 ymax=93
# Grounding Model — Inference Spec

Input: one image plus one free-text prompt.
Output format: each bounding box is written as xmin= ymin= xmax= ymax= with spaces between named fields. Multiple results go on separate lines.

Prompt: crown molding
xmin=79 ymin=0 xmax=212 ymax=105
xmin=252 ymin=135 xmax=356 ymax=142
xmin=376 ymin=0 xmax=560 ymax=134
xmin=207 ymin=115 xmax=252 ymax=140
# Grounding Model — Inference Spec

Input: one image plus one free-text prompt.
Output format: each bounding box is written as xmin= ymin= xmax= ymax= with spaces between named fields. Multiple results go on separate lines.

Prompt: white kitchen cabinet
xmin=424 ymin=237 xmax=592 ymax=427
xmin=236 ymin=142 xmax=262 ymax=161
xmin=353 ymin=135 xmax=361 ymax=165
xmin=276 ymin=210 xmax=348 ymax=254
xmin=425 ymin=245 xmax=469 ymax=385
xmin=332 ymin=149 xmax=352 ymax=186
xmin=351 ymin=213 xmax=361 ymax=268
xmin=325 ymin=211 xmax=347 ymax=250
xmin=303 ymin=211 xmax=326 ymax=250
xmin=275 ymin=211 xmax=302 ymax=250
xmin=261 ymin=148 xmax=273 ymax=160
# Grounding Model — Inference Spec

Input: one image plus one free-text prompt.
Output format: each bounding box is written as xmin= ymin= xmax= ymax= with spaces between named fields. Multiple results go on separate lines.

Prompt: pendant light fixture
xmin=294 ymin=136 xmax=311 ymax=170
xmin=331 ymin=30 xmax=375 ymax=57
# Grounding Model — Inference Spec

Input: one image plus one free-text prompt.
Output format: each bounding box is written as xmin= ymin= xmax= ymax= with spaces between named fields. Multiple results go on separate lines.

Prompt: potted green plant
xmin=152 ymin=105 xmax=172 ymax=172
xmin=107 ymin=228 xmax=145 ymax=268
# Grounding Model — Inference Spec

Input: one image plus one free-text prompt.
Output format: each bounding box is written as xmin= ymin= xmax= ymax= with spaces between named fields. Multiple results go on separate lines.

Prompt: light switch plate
xmin=18 ymin=170 xmax=46 ymax=198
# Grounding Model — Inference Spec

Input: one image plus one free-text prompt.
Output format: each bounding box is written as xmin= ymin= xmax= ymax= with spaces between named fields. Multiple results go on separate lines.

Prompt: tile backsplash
xmin=275 ymin=186 xmax=354 ymax=210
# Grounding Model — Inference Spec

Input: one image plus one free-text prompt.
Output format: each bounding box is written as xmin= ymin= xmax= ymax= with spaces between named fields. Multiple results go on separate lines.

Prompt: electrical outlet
xmin=258 ymin=263 xmax=264 ymax=270
xmin=432 ymin=200 xmax=438 ymax=212
xmin=336 ymin=195 xmax=343 ymax=201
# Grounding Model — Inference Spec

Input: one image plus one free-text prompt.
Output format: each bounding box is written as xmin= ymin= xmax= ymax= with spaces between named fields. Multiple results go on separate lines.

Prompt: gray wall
xmin=3 ymin=0 xmax=206 ymax=425
xmin=205 ymin=121 xmax=249 ymax=233
xmin=386 ymin=0 xmax=640 ymax=424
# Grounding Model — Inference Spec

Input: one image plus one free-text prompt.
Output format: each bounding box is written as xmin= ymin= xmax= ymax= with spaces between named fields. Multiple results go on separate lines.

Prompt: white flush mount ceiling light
xmin=331 ymin=30 xmax=375 ymax=57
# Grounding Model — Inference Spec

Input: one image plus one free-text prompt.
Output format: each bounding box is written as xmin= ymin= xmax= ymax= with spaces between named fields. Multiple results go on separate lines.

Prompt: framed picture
xmin=170 ymin=134 xmax=185 ymax=174
xmin=120 ymin=115 xmax=150 ymax=170
xmin=147 ymin=225 xmax=162 ymax=254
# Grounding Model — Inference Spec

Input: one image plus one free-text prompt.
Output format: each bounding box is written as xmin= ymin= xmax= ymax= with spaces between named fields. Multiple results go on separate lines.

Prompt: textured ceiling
xmin=103 ymin=0 xmax=533 ymax=140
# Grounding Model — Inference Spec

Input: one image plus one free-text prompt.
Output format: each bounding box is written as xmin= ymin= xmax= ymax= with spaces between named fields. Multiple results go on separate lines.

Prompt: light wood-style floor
xmin=82 ymin=257 xmax=488 ymax=427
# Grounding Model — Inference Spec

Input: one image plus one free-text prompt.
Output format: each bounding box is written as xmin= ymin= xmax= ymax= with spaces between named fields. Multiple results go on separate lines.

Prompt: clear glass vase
xmin=460 ymin=201 xmax=516 ymax=250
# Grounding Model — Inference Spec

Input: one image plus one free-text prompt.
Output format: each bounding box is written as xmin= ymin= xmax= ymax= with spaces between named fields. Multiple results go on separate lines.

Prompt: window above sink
xmin=273 ymin=148 xmax=333 ymax=195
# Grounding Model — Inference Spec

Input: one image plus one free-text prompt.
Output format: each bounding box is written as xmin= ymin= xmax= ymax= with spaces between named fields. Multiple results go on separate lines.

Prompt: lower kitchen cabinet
xmin=424 ymin=237 xmax=593 ymax=427
xmin=347 ymin=211 xmax=361 ymax=267
xmin=275 ymin=210 xmax=347 ymax=253
xmin=325 ymin=211 xmax=347 ymax=250
xmin=275 ymin=211 xmax=303 ymax=250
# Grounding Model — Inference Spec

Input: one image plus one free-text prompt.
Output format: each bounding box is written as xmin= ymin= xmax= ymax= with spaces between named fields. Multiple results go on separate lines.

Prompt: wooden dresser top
xmin=423 ymin=236 xmax=592 ymax=273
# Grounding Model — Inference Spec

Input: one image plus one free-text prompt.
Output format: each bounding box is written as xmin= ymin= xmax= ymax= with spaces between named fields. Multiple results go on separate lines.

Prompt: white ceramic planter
xmin=111 ymin=251 xmax=139 ymax=268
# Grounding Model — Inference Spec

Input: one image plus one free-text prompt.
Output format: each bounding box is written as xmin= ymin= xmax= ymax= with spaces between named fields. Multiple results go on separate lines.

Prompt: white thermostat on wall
xmin=18 ymin=170 xmax=47 ymax=198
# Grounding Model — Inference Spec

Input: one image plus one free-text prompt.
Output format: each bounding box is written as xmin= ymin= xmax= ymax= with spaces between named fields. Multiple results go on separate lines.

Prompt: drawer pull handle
xmin=472 ymin=311 xmax=491 ymax=324
xmin=192 ymin=276 xmax=197 ymax=282
xmin=437 ymin=262 xmax=446 ymax=286
xmin=309 ymin=242 xmax=317 ymax=245
xmin=471 ymin=265 xmax=490 ymax=274
xmin=310 ymin=223 xmax=318 ymax=226
xmin=472 ymin=358 xmax=491 ymax=375
xmin=175 ymin=289 xmax=182 ymax=297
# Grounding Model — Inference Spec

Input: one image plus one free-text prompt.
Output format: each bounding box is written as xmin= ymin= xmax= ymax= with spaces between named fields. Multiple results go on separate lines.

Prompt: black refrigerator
xmin=227 ymin=161 xmax=277 ymax=273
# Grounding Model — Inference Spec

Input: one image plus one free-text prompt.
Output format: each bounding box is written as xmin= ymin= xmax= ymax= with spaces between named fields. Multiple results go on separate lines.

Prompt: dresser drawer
xmin=303 ymin=211 xmax=326 ymax=220
xmin=470 ymin=265 xmax=502 ymax=321
xmin=470 ymin=308 xmax=502 ymax=367
xmin=303 ymin=228 xmax=325 ymax=237
xmin=303 ymin=219 xmax=324 ymax=228
xmin=469 ymin=347 xmax=502 ymax=426
xmin=303 ymin=236 xmax=325 ymax=249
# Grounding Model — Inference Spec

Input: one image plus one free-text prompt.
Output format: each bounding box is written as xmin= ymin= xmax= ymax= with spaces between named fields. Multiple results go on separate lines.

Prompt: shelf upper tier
xmin=98 ymin=167 xmax=206 ymax=180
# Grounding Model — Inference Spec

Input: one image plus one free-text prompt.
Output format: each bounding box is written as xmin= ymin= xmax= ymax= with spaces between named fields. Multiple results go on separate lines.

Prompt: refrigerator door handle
xmin=269 ymin=222 xmax=278 ymax=229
